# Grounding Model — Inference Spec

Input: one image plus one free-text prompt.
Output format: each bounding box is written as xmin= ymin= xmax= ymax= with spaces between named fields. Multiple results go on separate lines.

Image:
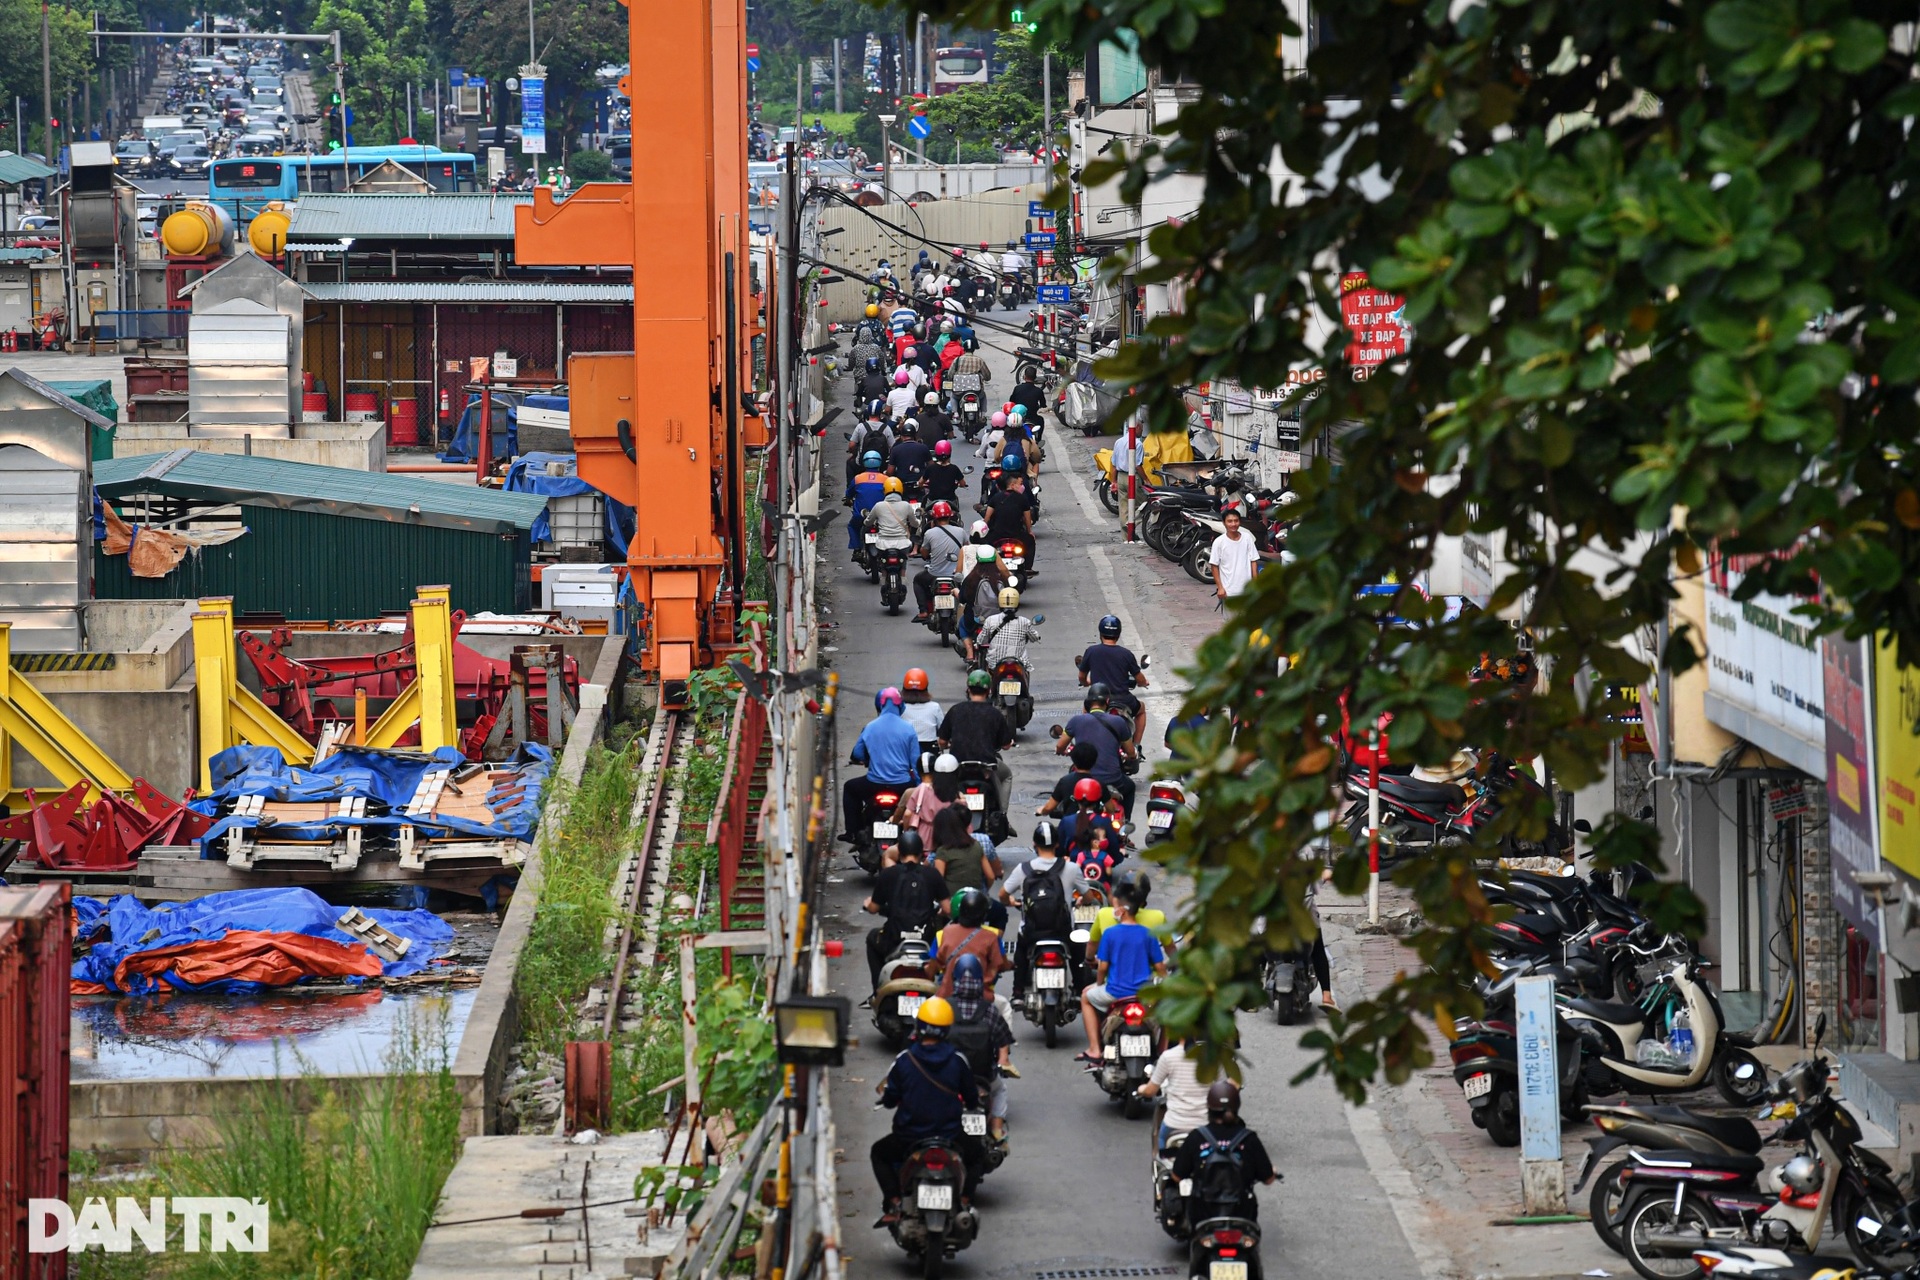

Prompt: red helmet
xmin=902 ymin=667 xmax=930 ymax=692
xmin=929 ymin=499 xmax=954 ymax=518
xmin=933 ymin=441 xmax=952 ymax=460
xmin=979 ymin=241 xmax=989 ymax=250
xmin=1072 ymin=777 xmax=1105 ymax=804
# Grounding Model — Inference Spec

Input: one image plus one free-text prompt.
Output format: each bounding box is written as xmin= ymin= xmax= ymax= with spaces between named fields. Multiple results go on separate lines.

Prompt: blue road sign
xmin=906 ymin=115 xmax=931 ymax=140
xmin=1036 ymin=284 xmax=1072 ymax=304
xmin=746 ymin=56 xmax=761 ymax=73
xmin=1516 ymin=975 xmax=1561 ymax=1162
xmin=448 ymin=67 xmax=466 ymax=86
xmin=1023 ymin=231 xmax=1057 ymax=249
xmin=1028 ymin=200 xmax=1052 ymax=218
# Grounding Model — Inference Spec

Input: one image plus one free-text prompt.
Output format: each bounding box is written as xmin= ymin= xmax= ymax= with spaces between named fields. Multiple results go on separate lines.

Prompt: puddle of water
xmin=70 ymin=984 xmax=478 ymax=1080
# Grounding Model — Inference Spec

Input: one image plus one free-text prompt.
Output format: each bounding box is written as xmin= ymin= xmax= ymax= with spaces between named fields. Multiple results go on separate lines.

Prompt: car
xmin=233 ymin=133 xmax=279 ymax=155
xmin=114 ymin=140 xmax=151 ymax=164
xmin=252 ymin=73 xmax=282 ymax=91
xmin=172 ymin=145 xmax=211 ymax=175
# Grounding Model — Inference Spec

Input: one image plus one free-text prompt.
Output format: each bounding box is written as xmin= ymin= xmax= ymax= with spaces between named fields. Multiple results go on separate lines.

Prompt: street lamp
xmin=877 ymin=112 xmax=896 ymax=202
xmin=773 ymin=994 xmax=851 ymax=1066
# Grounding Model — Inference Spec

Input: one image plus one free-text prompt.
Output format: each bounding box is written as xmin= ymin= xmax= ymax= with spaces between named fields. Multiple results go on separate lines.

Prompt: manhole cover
xmin=1034 ymin=1269 xmax=1179 ymax=1280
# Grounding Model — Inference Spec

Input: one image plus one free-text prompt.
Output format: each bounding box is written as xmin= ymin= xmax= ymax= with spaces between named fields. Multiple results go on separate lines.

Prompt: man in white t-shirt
xmin=1208 ymin=508 xmax=1260 ymax=600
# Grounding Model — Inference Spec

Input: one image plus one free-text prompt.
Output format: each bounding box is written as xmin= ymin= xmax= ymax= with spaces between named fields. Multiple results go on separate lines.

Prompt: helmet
xmin=1098 ymin=614 xmax=1123 ymax=639
xmin=979 ymin=241 xmax=989 ymax=250
xmin=933 ymin=751 xmax=960 ymax=774
xmin=865 ymin=303 xmax=879 ymax=318
xmin=933 ymin=443 xmax=953 ymax=461
xmin=924 ymin=390 xmax=940 ymax=405
xmin=990 ymin=411 xmax=1008 ymax=428
xmin=929 ymin=499 xmax=955 ymax=519
xmin=1277 ymin=490 xmax=1301 ymax=505
xmin=861 ymin=450 xmax=883 ymax=468
xmin=1033 ymin=820 xmax=1057 ymax=849
xmin=883 ymin=477 xmax=904 ymax=495
xmin=975 ymin=542 xmax=996 ymax=561
xmin=967 ymin=668 xmax=992 ymax=692
xmin=903 ymin=667 xmax=929 ymax=692
xmin=904 ymin=345 xmax=919 ymax=360
xmin=1113 ymin=866 xmax=1152 ymax=907
xmin=1008 ymin=240 xmax=1019 ymax=249
xmin=875 ymin=686 xmax=903 ymax=711
xmin=951 ymin=951 xmax=986 ymax=993
xmin=1205 ymin=1079 xmax=1241 ymax=1120
xmin=951 ymin=246 xmax=964 ymax=258
xmin=865 ymin=357 xmax=881 ymax=373
xmin=941 ymin=317 xmax=954 ymax=331
xmin=1002 ymin=453 xmax=1023 ymax=471
xmin=1073 ymin=777 xmax=1105 ymax=804
xmin=896 ymin=829 xmax=924 ymax=860
xmin=952 ymin=887 xmax=990 ymax=927
xmin=894 ymin=369 xmax=911 ymax=386
xmin=997 ymin=586 xmax=1021 ymax=609
xmin=898 ymin=419 xmax=918 ymax=436
xmin=1780 ymin=1154 xmax=1822 ymax=1196
xmin=917 ymin=249 xmax=929 ymax=260
xmin=915 ymin=995 xmax=955 ymax=1036
xmin=1085 ymin=682 xmax=1111 ymax=709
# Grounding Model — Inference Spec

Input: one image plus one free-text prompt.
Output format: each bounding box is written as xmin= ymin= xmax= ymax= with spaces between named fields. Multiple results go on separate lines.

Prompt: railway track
xmin=600 ymin=709 xmax=692 ymax=1039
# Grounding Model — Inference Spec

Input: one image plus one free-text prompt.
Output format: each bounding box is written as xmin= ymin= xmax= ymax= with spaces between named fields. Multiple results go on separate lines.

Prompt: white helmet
xmin=933 ymin=752 xmax=960 ymax=774
xmin=971 ymin=520 xmax=990 ymax=540
xmin=1277 ymin=490 xmax=1301 ymax=506
xmin=924 ymin=390 xmax=940 ymax=405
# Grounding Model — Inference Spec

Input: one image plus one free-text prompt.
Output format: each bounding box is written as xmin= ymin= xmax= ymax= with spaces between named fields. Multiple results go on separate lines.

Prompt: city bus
xmin=206 ymin=146 xmax=480 ymax=223
xmin=931 ymin=47 xmax=990 ymax=95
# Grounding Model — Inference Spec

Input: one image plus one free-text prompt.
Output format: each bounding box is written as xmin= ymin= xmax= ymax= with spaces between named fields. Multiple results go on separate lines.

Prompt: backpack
xmin=1022 ymin=857 xmax=1072 ymax=935
xmin=889 ymin=864 xmax=938 ymax=929
xmin=1191 ymin=1126 xmax=1251 ymax=1210
xmin=859 ymin=428 xmax=892 ymax=459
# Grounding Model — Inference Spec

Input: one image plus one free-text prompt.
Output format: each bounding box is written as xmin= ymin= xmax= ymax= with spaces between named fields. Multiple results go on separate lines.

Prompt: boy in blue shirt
xmin=1077 ymin=887 xmax=1168 ymax=1062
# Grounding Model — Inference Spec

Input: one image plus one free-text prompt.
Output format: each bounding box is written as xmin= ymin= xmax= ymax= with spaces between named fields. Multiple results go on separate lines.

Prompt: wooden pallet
xmin=224 ymin=795 xmax=368 ymax=871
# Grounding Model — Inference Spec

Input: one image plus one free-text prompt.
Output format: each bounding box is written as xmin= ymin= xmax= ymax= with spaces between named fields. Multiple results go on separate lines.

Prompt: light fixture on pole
xmin=774 ymin=994 xmax=851 ymax=1066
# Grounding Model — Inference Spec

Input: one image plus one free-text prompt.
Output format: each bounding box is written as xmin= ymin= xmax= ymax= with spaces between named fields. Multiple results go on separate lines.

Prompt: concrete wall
xmin=72 ymin=1075 xmax=390 ymax=1160
xmin=112 ymin=421 xmax=387 ymax=471
xmin=9 ymin=688 xmax=197 ymax=794
xmin=818 ymin=185 xmax=1049 ymax=323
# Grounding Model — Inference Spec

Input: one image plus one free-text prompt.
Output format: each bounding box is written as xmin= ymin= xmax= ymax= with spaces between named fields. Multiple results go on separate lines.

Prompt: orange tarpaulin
xmin=77 ymin=930 xmax=385 ymax=996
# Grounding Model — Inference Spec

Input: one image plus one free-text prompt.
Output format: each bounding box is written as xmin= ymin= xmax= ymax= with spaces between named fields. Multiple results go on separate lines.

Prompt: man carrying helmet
xmin=1167 ymin=1079 xmax=1277 ymax=1228
xmin=913 ymin=500 xmax=968 ymax=624
xmin=1080 ymin=614 xmax=1151 ymax=751
xmin=872 ymin=994 xmax=981 ymax=1224
xmin=842 ymin=686 xmax=921 ymax=847
xmin=847 ymin=452 xmax=891 ymax=552
xmin=966 ymin=586 xmax=1040 ymax=668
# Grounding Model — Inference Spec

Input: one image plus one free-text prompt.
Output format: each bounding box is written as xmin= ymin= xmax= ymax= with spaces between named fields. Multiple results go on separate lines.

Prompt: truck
xmin=141 ymin=115 xmax=185 ymax=136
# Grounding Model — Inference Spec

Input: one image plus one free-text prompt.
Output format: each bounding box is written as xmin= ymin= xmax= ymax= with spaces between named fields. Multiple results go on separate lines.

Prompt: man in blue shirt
xmin=872 ymin=995 xmax=981 ymax=1223
xmin=1077 ymin=887 xmax=1168 ymax=1062
xmin=847 ymin=452 xmax=890 ymax=551
xmin=841 ymin=688 xmax=921 ymax=843
xmin=1057 ymin=686 xmax=1139 ymax=819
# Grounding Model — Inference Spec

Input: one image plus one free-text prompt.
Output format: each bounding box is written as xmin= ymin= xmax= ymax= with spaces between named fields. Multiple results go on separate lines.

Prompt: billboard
xmin=520 ymin=75 xmax=546 ymax=155
xmin=1704 ymin=551 xmax=1825 ymax=756
xmin=1824 ymin=635 xmax=1880 ymax=943
xmin=1339 ymin=271 xmax=1410 ymax=372
xmin=1876 ymin=642 xmax=1920 ymax=880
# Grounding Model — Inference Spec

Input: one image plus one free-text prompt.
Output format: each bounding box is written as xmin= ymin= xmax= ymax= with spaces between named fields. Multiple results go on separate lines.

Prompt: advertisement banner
xmin=1704 ymin=552 xmax=1825 ymax=754
xmin=520 ymin=75 xmax=546 ymax=155
xmin=1339 ymin=271 xmax=1410 ymax=372
xmin=1824 ymin=637 xmax=1881 ymax=942
xmin=1876 ymin=641 xmax=1920 ymax=880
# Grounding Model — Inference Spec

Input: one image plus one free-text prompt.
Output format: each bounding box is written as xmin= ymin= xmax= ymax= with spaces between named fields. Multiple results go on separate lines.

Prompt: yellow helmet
xmin=865 ymin=303 xmax=880 ymax=318
xmin=883 ymin=476 xmax=905 ymax=495
xmin=997 ymin=586 xmax=1021 ymax=610
xmin=916 ymin=995 xmax=955 ymax=1030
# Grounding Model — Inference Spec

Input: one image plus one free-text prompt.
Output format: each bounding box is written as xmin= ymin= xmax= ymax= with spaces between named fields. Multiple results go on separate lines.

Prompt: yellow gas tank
xmin=247 ymin=202 xmax=292 ymax=257
xmin=160 ymin=202 xmax=234 ymax=258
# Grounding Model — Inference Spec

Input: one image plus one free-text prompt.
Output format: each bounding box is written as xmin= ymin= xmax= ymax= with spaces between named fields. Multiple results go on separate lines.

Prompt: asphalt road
xmin=816 ymin=313 xmax=1424 ymax=1279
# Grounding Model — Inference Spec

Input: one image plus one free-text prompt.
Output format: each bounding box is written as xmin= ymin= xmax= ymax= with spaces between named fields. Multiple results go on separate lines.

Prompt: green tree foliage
xmin=922 ymin=80 xmax=1040 ymax=148
xmin=889 ymin=0 xmax=1920 ymax=1097
xmin=318 ymin=0 xmax=431 ymax=145
xmin=0 ymin=0 xmax=95 ymax=150
xmin=450 ymin=0 xmax=626 ymax=155
xmin=568 ymin=145 xmax=612 ymax=181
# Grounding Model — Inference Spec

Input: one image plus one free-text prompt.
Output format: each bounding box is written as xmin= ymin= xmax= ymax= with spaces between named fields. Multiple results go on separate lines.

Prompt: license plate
xmin=1036 ymin=967 xmax=1067 ymax=989
xmin=1003 ymin=558 xmax=1023 ymax=569
xmin=964 ymin=793 xmax=986 ymax=811
xmin=873 ymin=821 xmax=899 ymax=839
xmin=916 ymin=1183 xmax=953 ymax=1210
xmin=998 ymin=680 xmax=1022 ymax=696
xmin=961 ymin=1113 xmax=987 ymax=1137
xmin=898 ymin=995 xmax=925 ymax=1018
xmin=1463 ymin=1072 xmax=1493 ymax=1100
xmin=1072 ymin=905 xmax=1098 ymax=924
xmin=1120 ymin=1034 xmax=1152 ymax=1058
xmin=865 ymin=533 xmax=878 ymax=544
xmin=935 ymin=599 xmax=955 ymax=611
xmin=1149 ymin=810 xmax=1173 ymax=829
xmin=1211 ymin=1264 xmax=1248 ymax=1280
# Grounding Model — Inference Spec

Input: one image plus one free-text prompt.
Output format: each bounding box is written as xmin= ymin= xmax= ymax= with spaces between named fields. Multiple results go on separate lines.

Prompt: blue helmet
xmin=875 ymin=686 xmax=903 ymax=712
xmin=1098 ymin=614 xmax=1122 ymax=639
xmin=951 ymin=951 xmax=986 ymax=993
xmin=862 ymin=450 xmax=883 ymax=468
xmin=1002 ymin=453 xmax=1022 ymax=471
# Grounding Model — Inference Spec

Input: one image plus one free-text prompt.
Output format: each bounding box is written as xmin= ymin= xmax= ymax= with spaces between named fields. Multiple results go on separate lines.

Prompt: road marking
xmin=1047 ymin=416 xmax=1114 ymax=526
xmin=1343 ymin=1097 xmax=1453 ymax=1280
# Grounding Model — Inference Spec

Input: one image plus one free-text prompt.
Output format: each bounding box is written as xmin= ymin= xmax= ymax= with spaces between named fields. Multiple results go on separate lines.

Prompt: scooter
xmin=1448 ymin=965 xmax=1592 ymax=1147
xmin=870 ymin=926 xmax=938 ymax=1048
xmin=1020 ymin=935 xmax=1081 ymax=1047
xmin=878 ymin=544 xmax=911 ymax=614
xmin=1558 ymin=953 xmax=1769 ymax=1108
xmin=1572 ymin=1101 xmax=1767 ymax=1255
xmin=857 ymin=528 xmax=882 ymax=583
xmin=990 ymin=658 xmax=1035 ymax=730
xmin=1341 ymin=749 xmax=1566 ymax=859
xmin=958 ymin=390 xmax=983 ymax=442
xmin=926 ymin=575 xmax=961 ymax=649
xmin=849 ymin=782 xmax=907 ymax=875
xmin=885 ymin=1136 xmax=979 ymax=1279
xmin=1156 ymin=1125 xmax=1270 ymax=1280
xmin=1094 ymin=448 xmax=1122 ymax=514
xmin=1145 ymin=777 xmax=1186 ymax=843
xmin=1262 ymin=947 xmax=1316 ymax=1027
xmin=1093 ymin=996 xmax=1160 ymax=1119
xmin=953 ymin=759 xmax=1011 ymax=841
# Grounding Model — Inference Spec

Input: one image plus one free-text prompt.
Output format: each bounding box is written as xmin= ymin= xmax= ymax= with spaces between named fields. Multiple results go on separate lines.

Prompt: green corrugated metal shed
xmin=44 ymin=379 xmax=116 ymax=460
xmin=0 ymin=153 xmax=55 ymax=185
xmin=284 ymin=193 xmax=532 ymax=242
xmin=91 ymin=451 xmax=545 ymax=619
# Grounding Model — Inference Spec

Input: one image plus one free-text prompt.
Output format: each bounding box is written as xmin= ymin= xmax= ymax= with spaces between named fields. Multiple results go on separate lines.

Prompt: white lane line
xmin=1044 ymin=416 xmax=1114 ymax=527
xmin=1344 ymin=1098 xmax=1455 ymax=1280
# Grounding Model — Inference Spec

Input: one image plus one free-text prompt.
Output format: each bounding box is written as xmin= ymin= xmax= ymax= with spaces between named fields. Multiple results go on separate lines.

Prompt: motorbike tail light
xmin=1594 ymin=1114 xmax=1623 ymax=1133
xmin=1038 ymin=950 xmax=1062 ymax=966
xmin=1209 ymin=1229 xmax=1244 ymax=1246
xmin=996 ymin=661 xmax=1021 ymax=678
xmin=999 ymin=540 xmax=1023 ymax=556
xmin=1217 ymin=1249 xmax=1239 ymax=1258
xmin=1121 ymin=1002 xmax=1146 ymax=1026
xmin=1449 ymin=1042 xmax=1496 ymax=1064
xmin=1150 ymin=784 xmax=1180 ymax=802
xmin=920 ymin=1148 xmax=952 ymax=1172
xmin=1692 ymin=1256 xmax=1723 ymax=1274
xmin=874 ymin=793 xmax=900 ymax=808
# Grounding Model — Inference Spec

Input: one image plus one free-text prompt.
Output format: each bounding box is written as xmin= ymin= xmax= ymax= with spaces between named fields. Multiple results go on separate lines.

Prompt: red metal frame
xmin=0 ymin=781 xmax=211 ymax=872
xmin=0 ymin=883 xmax=71 ymax=1280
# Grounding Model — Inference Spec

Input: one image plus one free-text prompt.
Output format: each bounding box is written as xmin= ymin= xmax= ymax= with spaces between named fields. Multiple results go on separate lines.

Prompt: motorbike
xmin=870 ymin=926 xmax=938 ymax=1048
xmin=849 ymin=780 xmax=907 ymax=875
xmin=1152 ymin=1125 xmax=1270 ymax=1280
xmin=996 ymin=538 xmax=1029 ymax=590
xmin=1559 ymin=952 xmax=1770 ymax=1108
xmin=1613 ymin=1023 xmax=1910 ymax=1280
xmin=926 ymin=575 xmax=961 ymax=649
xmin=1261 ymin=947 xmax=1317 ymax=1027
xmin=1020 ymin=932 xmax=1082 ymax=1047
xmin=1572 ymin=1101 xmax=1767 ymax=1255
xmin=1093 ymin=995 xmax=1161 ymax=1118
xmin=1094 ymin=447 xmax=1122 ymax=514
xmin=1341 ymin=749 xmax=1567 ymax=860
xmin=954 ymin=758 xmax=1011 ymax=841
xmin=1448 ymin=979 xmax=1594 ymax=1147
xmin=1146 ymin=778 xmax=1186 ymax=843
xmin=886 ymin=1136 xmax=979 ymax=1279
xmin=958 ymin=390 xmax=983 ymax=442
xmin=989 ymin=657 xmax=1035 ymax=730
xmin=857 ymin=529 xmax=882 ymax=583
xmin=878 ymin=543 xmax=911 ymax=614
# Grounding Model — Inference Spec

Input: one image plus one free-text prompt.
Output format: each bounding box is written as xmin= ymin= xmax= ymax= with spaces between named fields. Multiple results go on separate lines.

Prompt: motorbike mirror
xmin=1142 ymin=654 xmax=1152 ymax=668
xmin=1048 ymin=724 xmax=1065 ymax=739
xmin=1814 ymin=1012 xmax=1826 ymax=1049
xmin=1122 ymin=822 xmax=1136 ymax=835
xmin=1573 ymin=818 xmax=1593 ymax=834
xmin=1031 ymin=614 xmax=1044 ymax=625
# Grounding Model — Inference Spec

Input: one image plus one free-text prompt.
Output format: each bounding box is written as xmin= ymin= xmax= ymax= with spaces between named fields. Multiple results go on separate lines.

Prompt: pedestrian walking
xmin=1208 ymin=508 xmax=1260 ymax=601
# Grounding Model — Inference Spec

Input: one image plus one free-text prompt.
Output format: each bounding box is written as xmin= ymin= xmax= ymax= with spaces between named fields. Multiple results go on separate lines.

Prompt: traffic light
xmin=330 ymin=91 xmax=342 ymax=105
xmin=1009 ymin=7 xmax=1021 ymax=19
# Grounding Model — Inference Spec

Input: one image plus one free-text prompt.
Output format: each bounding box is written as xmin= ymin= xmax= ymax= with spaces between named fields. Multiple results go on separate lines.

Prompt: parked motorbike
xmin=1572 ymin=1100 xmax=1767 ymax=1254
xmin=1146 ymin=778 xmax=1186 ymax=843
xmin=989 ymin=658 xmax=1034 ymax=730
xmin=1559 ymin=952 xmax=1769 ymax=1108
xmin=849 ymin=781 xmax=907 ymax=875
xmin=1094 ymin=448 xmax=1122 ymax=514
xmin=926 ymin=575 xmax=961 ymax=649
xmin=885 ymin=1136 xmax=979 ymax=1279
xmin=1448 ymin=964 xmax=1593 ymax=1147
xmin=870 ymin=926 xmax=938 ymax=1048
xmin=879 ymin=544 xmax=911 ymax=614
xmin=1093 ymin=995 xmax=1161 ymax=1118
xmin=1341 ymin=749 xmax=1566 ymax=860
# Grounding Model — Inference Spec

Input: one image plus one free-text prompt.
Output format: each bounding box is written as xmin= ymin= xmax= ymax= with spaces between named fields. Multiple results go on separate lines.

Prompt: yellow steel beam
xmin=364 ymin=589 xmax=459 ymax=752
xmin=0 ymin=623 xmax=134 ymax=797
xmin=192 ymin=600 xmax=313 ymax=790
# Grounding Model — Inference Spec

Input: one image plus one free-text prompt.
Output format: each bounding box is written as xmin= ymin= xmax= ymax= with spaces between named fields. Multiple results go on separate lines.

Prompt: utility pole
xmin=1043 ymin=50 xmax=1052 ymax=191
xmin=41 ymin=0 xmax=52 ymax=162
xmin=832 ymin=38 xmax=841 ymax=115
xmin=878 ymin=112 xmax=894 ymax=203
xmin=794 ymin=59 xmax=802 ymax=133
xmin=331 ymin=29 xmax=347 ymax=173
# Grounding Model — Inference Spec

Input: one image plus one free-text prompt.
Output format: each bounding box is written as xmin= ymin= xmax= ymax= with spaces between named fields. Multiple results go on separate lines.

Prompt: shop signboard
xmin=1704 ymin=552 xmax=1825 ymax=765
xmin=1339 ymin=271 xmax=1410 ymax=372
xmin=1875 ymin=641 xmax=1920 ymax=881
xmin=1824 ymin=635 xmax=1881 ymax=940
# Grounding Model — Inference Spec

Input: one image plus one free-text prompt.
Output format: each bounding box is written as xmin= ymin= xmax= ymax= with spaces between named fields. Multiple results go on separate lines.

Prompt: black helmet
xmin=1032 ymin=820 xmax=1057 ymax=849
xmin=896 ymin=830 xmax=925 ymax=860
xmin=1085 ymin=682 xmax=1112 ymax=710
xmin=866 ymin=356 xmax=881 ymax=372
xmin=1206 ymin=1078 xmax=1241 ymax=1120
xmin=1098 ymin=614 xmax=1122 ymax=639
xmin=952 ymin=887 xmax=989 ymax=927
xmin=1113 ymin=866 xmax=1151 ymax=907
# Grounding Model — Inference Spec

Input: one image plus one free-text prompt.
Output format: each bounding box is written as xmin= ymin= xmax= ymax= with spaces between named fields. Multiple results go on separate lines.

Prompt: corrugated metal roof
xmin=300 ymin=281 xmax=634 ymax=303
xmin=0 ymin=248 xmax=49 ymax=262
xmin=93 ymin=449 xmax=548 ymax=535
xmin=0 ymin=153 xmax=55 ymax=184
xmin=284 ymin=193 xmax=531 ymax=241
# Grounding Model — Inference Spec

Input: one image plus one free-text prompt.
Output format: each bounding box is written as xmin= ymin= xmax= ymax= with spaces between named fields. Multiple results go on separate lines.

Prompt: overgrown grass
xmin=514 ymin=742 xmax=641 ymax=1059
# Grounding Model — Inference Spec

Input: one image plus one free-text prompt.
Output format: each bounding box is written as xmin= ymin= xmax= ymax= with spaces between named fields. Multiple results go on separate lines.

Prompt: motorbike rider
xmin=930 ymin=887 xmax=1010 ymax=996
xmin=1009 ymin=367 xmax=1046 ymax=431
xmin=1057 ymin=684 xmax=1140 ymax=819
xmin=863 ymin=830 xmax=949 ymax=989
xmin=899 ymin=667 xmax=943 ymax=753
xmin=945 ymin=953 xmax=1017 ymax=1141
xmin=871 ymin=995 xmax=981 ymax=1225
xmin=959 ymin=547 xmax=1006 ymax=642
xmin=911 ymin=500 xmax=968 ymax=624
xmin=923 ymin=443 xmax=967 ymax=507
xmin=1168 ymin=1080 xmax=1278 ymax=1226
xmin=950 ymin=346 xmax=992 ymax=405
xmin=1079 ymin=615 xmax=1150 ymax=751
xmin=1059 ymin=776 xmax=1125 ymax=886
xmin=937 ymin=669 xmax=1016 ymax=821
xmin=931 ymin=806 xmax=1006 ymax=929
xmin=847 ymin=410 xmax=894 ymax=492
xmin=1075 ymin=883 xmax=1168 ymax=1064
xmin=1000 ymin=241 xmax=1026 ymax=299
xmin=1089 ymin=867 xmax=1173 ymax=960
xmin=841 ymin=687 xmax=921 ymax=845
xmin=855 ymin=355 xmax=891 ymax=406
xmin=918 ymin=390 xmax=953 ymax=443
xmin=855 ymin=302 xmax=888 ymax=347
xmin=967 ymin=585 xmax=1039 ymax=668
xmin=888 ymin=421 xmax=933 ymax=493
xmin=1037 ymin=741 xmax=1101 ymax=818
xmin=1136 ymin=1038 xmax=1211 ymax=1150
xmin=982 ymin=462 xmax=1038 ymax=581
xmin=886 ymin=368 xmax=918 ymax=421
xmin=999 ymin=820 xmax=1088 ymax=1001
xmin=847 ymin=451 xmax=891 ymax=553
xmin=865 ymin=478 xmax=922 ymax=566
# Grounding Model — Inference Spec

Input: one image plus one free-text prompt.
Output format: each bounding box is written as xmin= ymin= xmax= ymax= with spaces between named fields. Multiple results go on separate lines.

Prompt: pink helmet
xmin=990 ymin=411 xmax=1007 ymax=428
xmin=875 ymin=686 xmax=903 ymax=711
xmin=934 ymin=439 xmax=952 ymax=458
xmin=894 ymin=369 xmax=911 ymax=386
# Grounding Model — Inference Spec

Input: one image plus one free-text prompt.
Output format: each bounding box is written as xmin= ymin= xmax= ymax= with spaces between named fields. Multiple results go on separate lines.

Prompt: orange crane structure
xmin=513 ymin=0 xmax=765 ymax=684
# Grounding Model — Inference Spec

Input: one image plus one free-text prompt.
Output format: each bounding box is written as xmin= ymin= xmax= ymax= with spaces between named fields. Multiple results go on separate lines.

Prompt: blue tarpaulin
xmin=71 ymin=887 xmax=455 ymax=995
xmin=503 ymin=451 xmax=634 ymax=556
xmin=439 ymin=393 xmax=520 ymax=464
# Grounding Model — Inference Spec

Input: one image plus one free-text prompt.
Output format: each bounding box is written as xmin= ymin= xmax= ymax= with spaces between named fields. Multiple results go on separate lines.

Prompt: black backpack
xmin=859 ymin=429 xmax=892 ymax=462
xmin=1191 ymin=1126 xmax=1251 ymax=1210
xmin=889 ymin=864 xmax=938 ymax=929
xmin=1022 ymin=857 xmax=1072 ymax=935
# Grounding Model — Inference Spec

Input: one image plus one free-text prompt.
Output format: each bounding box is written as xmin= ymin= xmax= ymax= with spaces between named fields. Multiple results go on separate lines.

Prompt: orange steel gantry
xmin=513 ymin=0 xmax=764 ymax=683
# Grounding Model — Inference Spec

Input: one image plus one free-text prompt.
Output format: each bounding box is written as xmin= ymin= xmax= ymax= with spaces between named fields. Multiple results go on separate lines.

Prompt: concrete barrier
xmin=112 ymin=421 xmax=388 ymax=471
